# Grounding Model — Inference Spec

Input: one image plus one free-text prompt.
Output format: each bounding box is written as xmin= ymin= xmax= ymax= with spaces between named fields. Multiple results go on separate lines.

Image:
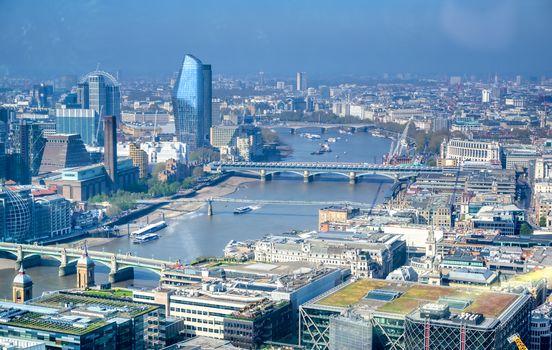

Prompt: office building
xmin=300 ymin=279 xmax=531 ymax=350
xmin=296 ymin=72 xmax=307 ymax=92
xmin=0 ymin=186 xmax=33 ymax=243
xmin=77 ymin=70 xmax=121 ymax=122
xmin=128 ymin=143 xmax=149 ymax=178
xmin=103 ymin=115 xmax=117 ymax=186
xmin=254 ymin=231 xmax=406 ymax=278
xmin=31 ymin=83 xmax=54 ymax=108
xmin=0 ymin=337 xmax=45 ymax=350
xmin=11 ymin=120 xmax=46 ymax=182
xmin=0 ymin=291 xmax=159 ymax=350
xmin=440 ymin=139 xmax=502 ymax=166
xmin=32 ymin=194 xmax=72 ymax=240
xmin=173 ymin=54 xmax=212 ymax=149
xmin=39 ymin=134 xmax=92 ymax=173
xmin=55 ymin=108 xmax=102 ymax=146
xmin=203 ymin=64 xmax=212 ymax=143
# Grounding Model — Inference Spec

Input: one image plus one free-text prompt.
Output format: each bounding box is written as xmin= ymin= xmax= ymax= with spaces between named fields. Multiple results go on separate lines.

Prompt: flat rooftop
xmin=313 ymin=279 xmax=519 ymax=318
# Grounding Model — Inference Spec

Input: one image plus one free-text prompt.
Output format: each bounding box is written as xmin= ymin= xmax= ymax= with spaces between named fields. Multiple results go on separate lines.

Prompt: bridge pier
xmin=15 ymin=254 xmax=41 ymax=270
xmin=109 ymin=268 xmax=134 ymax=283
xmin=290 ymin=128 xmax=295 ymax=134
xmin=303 ymin=171 xmax=312 ymax=183
xmin=59 ymin=264 xmax=76 ymax=276
xmin=260 ymin=169 xmax=272 ymax=182
xmin=321 ymin=127 xmax=326 ymax=134
xmin=349 ymin=172 xmax=357 ymax=184
xmin=207 ymin=200 xmax=213 ymax=216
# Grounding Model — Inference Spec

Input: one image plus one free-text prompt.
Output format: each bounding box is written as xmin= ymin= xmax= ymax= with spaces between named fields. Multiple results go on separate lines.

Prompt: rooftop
xmin=313 ymin=279 xmax=519 ymax=318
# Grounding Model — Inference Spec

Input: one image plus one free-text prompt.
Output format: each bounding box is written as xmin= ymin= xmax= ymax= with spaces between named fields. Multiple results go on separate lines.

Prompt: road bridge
xmin=0 ymin=243 xmax=172 ymax=283
xmin=208 ymin=161 xmax=444 ymax=183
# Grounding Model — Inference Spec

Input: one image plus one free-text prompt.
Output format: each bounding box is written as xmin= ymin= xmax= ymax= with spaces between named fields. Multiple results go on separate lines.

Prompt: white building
xmin=440 ymin=139 xmax=502 ymax=165
xmin=482 ymin=89 xmax=491 ymax=103
xmin=118 ymin=141 xmax=187 ymax=164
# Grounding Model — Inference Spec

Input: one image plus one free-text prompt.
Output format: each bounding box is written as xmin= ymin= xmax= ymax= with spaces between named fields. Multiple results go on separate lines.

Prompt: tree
xmin=519 ymin=223 xmax=533 ymax=236
xmin=189 ymin=148 xmax=219 ymax=163
xmin=539 ymin=216 xmax=547 ymax=227
xmin=192 ymin=167 xmax=204 ymax=178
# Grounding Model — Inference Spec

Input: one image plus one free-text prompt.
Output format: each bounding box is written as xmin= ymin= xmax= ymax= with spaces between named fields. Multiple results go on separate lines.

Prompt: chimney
xmin=103 ymin=115 xmax=117 ymax=188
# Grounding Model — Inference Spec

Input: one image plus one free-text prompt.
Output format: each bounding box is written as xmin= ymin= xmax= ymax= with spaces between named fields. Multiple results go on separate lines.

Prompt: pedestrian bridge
xmin=0 ymin=242 xmax=172 ymax=283
xmin=208 ymin=161 xmax=444 ymax=183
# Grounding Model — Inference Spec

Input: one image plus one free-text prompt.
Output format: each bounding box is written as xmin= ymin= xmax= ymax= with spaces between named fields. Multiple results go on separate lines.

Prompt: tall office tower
xmin=55 ymin=108 xmax=102 ymax=146
xmin=0 ymin=108 xmax=9 ymax=156
xmin=77 ymin=70 xmax=121 ymax=122
xmin=18 ymin=121 xmax=31 ymax=184
xmin=12 ymin=121 xmax=46 ymax=179
xmin=103 ymin=115 xmax=117 ymax=187
xmin=203 ymin=64 xmax=213 ymax=144
xmin=31 ymin=83 xmax=54 ymax=108
xmin=39 ymin=134 xmax=92 ymax=173
xmin=0 ymin=186 xmax=33 ymax=243
xmin=173 ymin=54 xmax=212 ymax=149
xmin=296 ymin=72 xmax=307 ymax=92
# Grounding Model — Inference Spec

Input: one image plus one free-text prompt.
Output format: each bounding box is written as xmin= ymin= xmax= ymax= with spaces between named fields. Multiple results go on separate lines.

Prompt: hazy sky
xmin=1 ymin=0 xmax=551 ymax=79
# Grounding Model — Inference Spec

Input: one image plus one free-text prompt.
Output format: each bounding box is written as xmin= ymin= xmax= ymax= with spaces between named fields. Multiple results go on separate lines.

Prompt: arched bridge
xmin=0 ymin=243 xmax=173 ymax=283
xmin=208 ymin=161 xmax=444 ymax=183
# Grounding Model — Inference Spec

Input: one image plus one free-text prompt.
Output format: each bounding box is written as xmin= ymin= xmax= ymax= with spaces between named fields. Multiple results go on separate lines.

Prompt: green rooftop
xmin=315 ymin=279 xmax=519 ymax=318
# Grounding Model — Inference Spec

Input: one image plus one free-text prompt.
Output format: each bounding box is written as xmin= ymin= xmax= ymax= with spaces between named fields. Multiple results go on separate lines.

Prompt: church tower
xmin=425 ymin=224 xmax=437 ymax=259
xmin=77 ymin=244 xmax=95 ymax=289
xmin=12 ymin=266 xmax=32 ymax=304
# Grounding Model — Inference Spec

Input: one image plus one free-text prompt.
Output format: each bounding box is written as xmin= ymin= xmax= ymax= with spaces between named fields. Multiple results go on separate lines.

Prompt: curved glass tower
xmin=172 ymin=54 xmax=211 ymax=149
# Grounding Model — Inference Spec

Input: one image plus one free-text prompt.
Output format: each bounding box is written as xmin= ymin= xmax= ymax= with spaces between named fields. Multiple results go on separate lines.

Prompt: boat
xmin=304 ymin=133 xmax=321 ymax=140
xmin=132 ymin=233 xmax=160 ymax=244
xmin=233 ymin=206 xmax=253 ymax=214
xmin=372 ymin=131 xmax=386 ymax=138
xmin=130 ymin=221 xmax=167 ymax=236
xmin=327 ymin=137 xmax=337 ymax=143
xmin=320 ymin=143 xmax=332 ymax=153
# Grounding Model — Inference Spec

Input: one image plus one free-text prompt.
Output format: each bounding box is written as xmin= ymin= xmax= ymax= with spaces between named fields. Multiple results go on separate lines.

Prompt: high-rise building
xmin=173 ymin=54 xmax=212 ymax=149
xmin=77 ymin=70 xmax=121 ymax=122
xmin=12 ymin=266 xmax=32 ymax=304
xmin=55 ymin=108 xmax=102 ymax=146
xmin=31 ymin=83 xmax=54 ymax=108
xmin=296 ymin=72 xmax=307 ymax=91
xmin=39 ymin=134 xmax=92 ymax=173
xmin=103 ymin=115 xmax=117 ymax=187
xmin=128 ymin=143 xmax=148 ymax=178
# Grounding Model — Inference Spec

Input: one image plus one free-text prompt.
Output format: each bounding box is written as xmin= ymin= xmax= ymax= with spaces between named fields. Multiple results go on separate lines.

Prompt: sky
xmin=1 ymin=0 xmax=551 ymax=80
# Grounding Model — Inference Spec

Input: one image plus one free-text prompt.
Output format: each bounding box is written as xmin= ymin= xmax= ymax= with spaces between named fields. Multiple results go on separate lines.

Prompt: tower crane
xmin=507 ymin=333 xmax=528 ymax=350
xmin=94 ymin=105 xmax=104 ymax=147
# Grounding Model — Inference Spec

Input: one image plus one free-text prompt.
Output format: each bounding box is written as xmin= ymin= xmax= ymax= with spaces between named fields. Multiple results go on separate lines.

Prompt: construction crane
xmin=94 ymin=105 xmax=104 ymax=147
xmin=384 ymin=117 xmax=413 ymax=164
xmin=507 ymin=333 xmax=528 ymax=350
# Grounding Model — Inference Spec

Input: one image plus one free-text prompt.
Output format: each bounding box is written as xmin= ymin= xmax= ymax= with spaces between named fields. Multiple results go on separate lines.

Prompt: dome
xmin=78 ymin=253 xmax=95 ymax=267
xmin=13 ymin=266 xmax=32 ymax=285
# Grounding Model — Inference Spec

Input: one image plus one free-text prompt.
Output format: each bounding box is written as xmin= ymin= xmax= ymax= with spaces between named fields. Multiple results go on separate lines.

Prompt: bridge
xmin=0 ymin=243 xmax=173 ymax=283
xmin=208 ymin=161 xmax=444 ymax=183
xmin=263 ymin=122 xmax=374 ymax=134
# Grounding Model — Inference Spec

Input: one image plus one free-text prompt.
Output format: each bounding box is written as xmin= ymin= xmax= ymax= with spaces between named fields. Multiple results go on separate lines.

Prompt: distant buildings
xmin=173 ymin=54 xmax=212 ymax=149
xmin=55 ymin=108 xmax=101 ymax=146
xmin=210 ymin=125 xmax=263 ymax=161
xmin=296 ymin=72 xmax=307 ymax=92
xmin=77 ymin=70 xmax=121 ymax=122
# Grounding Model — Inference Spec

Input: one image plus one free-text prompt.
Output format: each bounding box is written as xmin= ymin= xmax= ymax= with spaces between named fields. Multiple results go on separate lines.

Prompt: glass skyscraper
xmin=76 ymin=70 xmax=121 ymax=123
xmin=172 ymin=54 xmax=212 ymax=149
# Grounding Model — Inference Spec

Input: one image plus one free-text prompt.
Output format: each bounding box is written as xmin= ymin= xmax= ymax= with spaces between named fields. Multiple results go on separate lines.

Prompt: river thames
xmin=0 ymin=128 xmax=392 ymax=299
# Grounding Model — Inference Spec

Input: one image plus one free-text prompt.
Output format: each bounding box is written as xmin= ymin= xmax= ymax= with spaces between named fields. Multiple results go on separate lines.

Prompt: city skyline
xmin=1 ymin=0 xmax=551 ymax=79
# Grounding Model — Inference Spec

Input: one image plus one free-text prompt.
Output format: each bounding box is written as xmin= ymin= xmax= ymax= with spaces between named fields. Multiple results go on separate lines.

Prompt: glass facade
xmin=0 ymin=187 xmax=32 ymax=243
xmin=77 ymin=71 xmax=121 ymax=123
xmin=56 ymin=108 xmax=101 ymax=146
xmin=173 ymin=55 xmax=211 ymax=149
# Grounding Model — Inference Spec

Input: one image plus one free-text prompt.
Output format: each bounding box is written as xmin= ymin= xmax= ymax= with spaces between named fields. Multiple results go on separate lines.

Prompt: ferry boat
xmin=130 ymin=221 xmax=167 ymax=236
xmin=132 ymin=233 xmax=160 ymax=244
xmin=233 ymin=206 xmax=253 ymax=214
xmin=327 ymin=137 xmax=337 ymax=143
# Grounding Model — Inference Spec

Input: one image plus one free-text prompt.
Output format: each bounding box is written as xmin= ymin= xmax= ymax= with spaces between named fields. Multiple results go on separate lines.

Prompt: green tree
xmin=539 ymin=216 xmax=547 ymax=227
xmin=189 ymin=148 xmax=219 ymax=163
xmin=192 ymin=167 xmax=204 ymax=178
xmin=520 ymin=223 xmax=533 ymax=236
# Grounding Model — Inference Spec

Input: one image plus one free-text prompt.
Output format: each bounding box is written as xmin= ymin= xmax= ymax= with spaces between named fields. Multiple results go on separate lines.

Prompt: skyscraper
xmin=77 ymin=70 xmax=121 ymax=123
xmin=55 ymin=108 xmax=101 ymax=146
xmin=296 ymin=72 xmax=307 ymax=92
xmin=103 ymin=115 xmax=117 ymax=188
xmin=173 ymin=54 xmax=212 ymax=149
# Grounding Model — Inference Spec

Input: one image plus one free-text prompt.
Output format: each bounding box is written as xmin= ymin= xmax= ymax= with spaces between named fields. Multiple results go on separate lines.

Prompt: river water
xmin=0 ymin=129 xmax=391 ymax=299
